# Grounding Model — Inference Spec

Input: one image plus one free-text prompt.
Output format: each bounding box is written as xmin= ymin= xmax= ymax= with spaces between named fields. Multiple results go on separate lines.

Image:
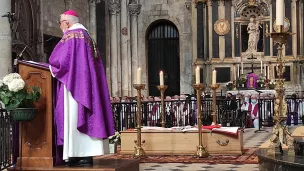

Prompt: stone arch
xmin=235 ymin=0 xmax=270 ymax=17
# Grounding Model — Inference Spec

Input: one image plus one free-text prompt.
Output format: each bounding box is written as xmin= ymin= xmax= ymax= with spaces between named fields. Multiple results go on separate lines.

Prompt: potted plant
xmin=226 ymin=81 xmax=234 ymax=90
xmin=108 ymin=131 xmax=121 ymax=154
xmin=268 ymin=80 xmax=275 ymax=89
xmin=0 ymin=73 xmax=41 ymax=122
xmin=257 ymin=76 xmax=265 ymax=88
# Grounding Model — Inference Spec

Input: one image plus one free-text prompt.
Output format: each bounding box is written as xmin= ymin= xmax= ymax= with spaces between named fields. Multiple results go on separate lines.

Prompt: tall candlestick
xmin=160 ymin=71 xmax=164 ymax=86
xmin=196 ymin=66 xmax=200 ymax=84
xmin=137 ymin=67 xmax=142 ymax=84
xmin=260 ymin=61 xmax=263 ymax=74
xmin=212 ymin=69 xmax=217 ymax=85
xmin=276 ymin=0 xmax=284 ymax=26
xmin=264 ymin=64 xmax=267 ymax=77
xmin=233 ymin=66 xmax=236 ymax=81
xmin=241 ymin=62 xmax=244 ymax=74
xmin=237 ymin=64 xmax=240 ymax=77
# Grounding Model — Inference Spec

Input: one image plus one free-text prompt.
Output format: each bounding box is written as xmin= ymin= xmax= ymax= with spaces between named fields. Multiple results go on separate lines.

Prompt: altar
xmin=227 ymin=89 xmax=276 ymax=96
xmin=120 ymin=127 xmax=244 ymax=155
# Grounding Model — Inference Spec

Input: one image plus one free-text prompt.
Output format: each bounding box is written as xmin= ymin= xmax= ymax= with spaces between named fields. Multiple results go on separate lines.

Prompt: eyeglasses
xmin=58 ymin=20 xmax=67 ymax=25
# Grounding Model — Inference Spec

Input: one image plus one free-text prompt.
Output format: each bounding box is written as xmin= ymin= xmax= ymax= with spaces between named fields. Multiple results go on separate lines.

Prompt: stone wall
xmin=42 ymin=0 xmax=89 ymax=37
xmin=138 ymin=0 xmax=193 ymax=95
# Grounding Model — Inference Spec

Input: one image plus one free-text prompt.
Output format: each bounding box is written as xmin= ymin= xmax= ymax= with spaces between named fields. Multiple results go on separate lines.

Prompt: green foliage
xmin=0 ymin=83 xmax=41 ymax=110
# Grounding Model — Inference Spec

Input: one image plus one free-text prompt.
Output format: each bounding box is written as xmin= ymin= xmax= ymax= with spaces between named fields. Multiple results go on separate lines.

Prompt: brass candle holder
xmin=157 ymin=85 xmax=168 ymax=127
xmin=192 ymin=83 xmax=209 ymax=158
xmin=267 ymin=26 xmax=295 ymax=156
xmin=209 ymin=84 xmax=220 ymax=125
xmin=133 ymin=84 xmax=146 ymax=158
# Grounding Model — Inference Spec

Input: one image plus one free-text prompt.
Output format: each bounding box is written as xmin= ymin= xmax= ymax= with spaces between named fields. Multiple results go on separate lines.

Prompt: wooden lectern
xmin=17 ymin=61 xmax=54 ymax=168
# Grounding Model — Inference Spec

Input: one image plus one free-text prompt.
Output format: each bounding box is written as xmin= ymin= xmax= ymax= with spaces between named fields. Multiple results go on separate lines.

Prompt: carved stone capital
xmin=195 ymin=0 xmax=207 ymax=3
xmin=218 ymin=0 xmax=224 ymax=6
xmin=207 ymin=0 xmax=212 ymax=6
xmin=185 ymin=0 xmax=192 ymax=10
xmin=89 ymin=0 xmax=101 ymax=4
xmin=128 ymin=3 xmax=141 ymax=16
xmin=108 ymin=0 xmax=120 ymax=15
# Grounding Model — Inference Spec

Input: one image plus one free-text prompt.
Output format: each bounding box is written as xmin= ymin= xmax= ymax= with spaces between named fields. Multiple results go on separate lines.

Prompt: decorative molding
xmin=89 ymin=0 xmax=101 ymax=4
xmin=207 ymin=0 xmax=212 ymax=6
xmin=236 ymin=24 xmax=239 ymax=39
xmin=214 ymin=19 xmax=230 ymax=36
xmin=108 ymin=0 xmax=120 ymax=15
xmin=128 ymin=3 xmax=141 ymax=16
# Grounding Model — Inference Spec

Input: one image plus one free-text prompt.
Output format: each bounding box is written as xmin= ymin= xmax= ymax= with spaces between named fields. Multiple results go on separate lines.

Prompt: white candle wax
xmin=212 ymin=69 xmax=217 ymax=85
xmin=260 ymin=61 xmax=263 ymax=74
xmin=276 ymin=0 xmax=284 ymax=26
xmin=264 ymin=64 xmax=267 ymax=77
xmin=267 ymin=66 xmax=270 ymax=79
xmin=195 ymin=66 xmax=200 ymax=84
xmin=160 ymin=71 xmax=164 ymax=86
xmin=237 ymin=64 xmax=240 ymax=77
xmin=233 ymin=66 xmax=236 ymax=81
xmin=241 ymin=62 xmax=244 ymax=74
xmin=137 ymin=67 xmax=141 ymax=84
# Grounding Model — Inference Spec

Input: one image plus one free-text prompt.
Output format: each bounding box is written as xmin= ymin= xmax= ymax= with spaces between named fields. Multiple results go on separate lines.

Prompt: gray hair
xmin=60 ymin=14 xmax=79 ymax=24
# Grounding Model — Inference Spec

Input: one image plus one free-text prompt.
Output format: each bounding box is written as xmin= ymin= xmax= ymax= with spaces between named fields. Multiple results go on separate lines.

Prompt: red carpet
xmin=96 ymin=148 xmax=258 ymax=164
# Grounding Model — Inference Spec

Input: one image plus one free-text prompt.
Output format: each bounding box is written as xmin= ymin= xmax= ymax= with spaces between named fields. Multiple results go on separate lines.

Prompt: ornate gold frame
xmin=214 ymin=19 xmax=231 ymax=36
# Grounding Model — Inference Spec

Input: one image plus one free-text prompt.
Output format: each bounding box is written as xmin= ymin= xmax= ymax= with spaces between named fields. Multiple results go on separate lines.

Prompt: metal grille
xmin=147 ymin=22 xmax=180 ymax=96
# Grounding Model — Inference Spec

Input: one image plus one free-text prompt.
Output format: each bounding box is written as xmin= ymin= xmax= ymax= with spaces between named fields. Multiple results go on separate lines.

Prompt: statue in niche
xmin=246 ymin=18 xmax=261 ymax=52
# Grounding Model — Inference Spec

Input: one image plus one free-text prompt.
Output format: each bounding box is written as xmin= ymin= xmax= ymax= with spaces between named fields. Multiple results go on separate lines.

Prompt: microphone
xmin=14 ymin=37 xmax=54 ymax=65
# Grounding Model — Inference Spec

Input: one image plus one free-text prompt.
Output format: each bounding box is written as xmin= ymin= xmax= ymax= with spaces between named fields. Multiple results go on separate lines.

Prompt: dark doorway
xmin=147 ymin=21 xmax=180 ymax=96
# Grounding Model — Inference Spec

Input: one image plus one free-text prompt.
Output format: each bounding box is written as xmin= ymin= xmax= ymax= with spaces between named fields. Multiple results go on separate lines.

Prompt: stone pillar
xmin=0 ymin=0 xmax=12 ymax=78
xmin=128 ymin=2 xmax=141 ymax=96
xmin=207 ymin=0 xmax=212 ymax=60
xmin=120 ymin=0 xmax=129 ymax=96
xmin=196 ymin=0 xmax=205 ymax=60
xmin=292 ymin=0 xmax=297 ymax=58
xmin=231 ymin=3 xmax=235 ymax=58
xmin=218 ymin=0 xmax=225 ymax=60
xmin=117 ymin=7 xmax=121 ymax=97
xmin=270 ymin=2 xmax=273 ymax=57
xmin=300 ymin=0 xmax=303 ymax=55
xmin=89 ymin=0 xmax=99 ymax=41
xmin=108 ymin=0 xmax=120 ymax=96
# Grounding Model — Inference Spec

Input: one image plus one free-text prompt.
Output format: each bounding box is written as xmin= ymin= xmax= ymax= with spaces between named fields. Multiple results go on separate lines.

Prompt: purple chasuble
xmin=49 ymin=29 xmax=114 ymax=164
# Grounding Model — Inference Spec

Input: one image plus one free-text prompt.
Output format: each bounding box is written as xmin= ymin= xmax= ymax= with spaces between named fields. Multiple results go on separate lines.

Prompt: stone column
xmin=120 ymin=0 xmax=129 ymax=96
xmin=108 ymin=0 xmax=120 ymax=96
xmin=207 ymin=0 xmax=212 ymax=60
xmin=196 ymin=0 xmax=205 ymax=60
xmin=218 ymin=0 xmax=225 ymax=60
xmin=117 ymin=7 xmax=121 ymax=97
xmin=270 ymin=2 xmax=273 ymax=57
xmin=89 ymin=0 xmax=100 ymax=41
xmin=231 ymin=3 xmax=235 ymax=58
xmin=292 ymin=0 xmax=297 ymax=58
xmin=0 ymin=0 xmax=12 ymax=78
xmin=128 ymin=2 xmax=141 ymax=96
xmin=300 ymin=0 xmax=303 ymax=55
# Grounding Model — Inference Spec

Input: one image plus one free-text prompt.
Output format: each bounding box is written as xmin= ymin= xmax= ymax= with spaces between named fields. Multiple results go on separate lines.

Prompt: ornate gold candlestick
xmin=209 ymin=84 xmax=220 ymax=125
xmin=157 ymin=85 xmax=168 ymax=127
xmin=267 ymin=26 xmax=295 ymax=156
xmin=192 ymin=83 xmax=209 ymax=158
xmin=133 ymin=84 xmax=146 ymax=158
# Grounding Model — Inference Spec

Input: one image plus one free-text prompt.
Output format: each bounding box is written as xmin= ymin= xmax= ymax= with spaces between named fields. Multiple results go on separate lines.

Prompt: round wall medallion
xmin=273 ymin=17 xmax=290 ymax=32
xmin=214 ymin=19 xmax=231 ymax=36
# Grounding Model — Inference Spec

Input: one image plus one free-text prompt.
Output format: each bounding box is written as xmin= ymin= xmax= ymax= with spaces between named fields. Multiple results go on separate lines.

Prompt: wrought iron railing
xmin=0 ymin=109 xmax=15 ymax=170
xmin=111 ymin=98 xmax=304 ymax=131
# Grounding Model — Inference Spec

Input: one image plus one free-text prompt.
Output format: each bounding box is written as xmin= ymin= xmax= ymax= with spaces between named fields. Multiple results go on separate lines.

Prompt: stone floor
xmin=139 ymin=126 xmax=284 ymax=171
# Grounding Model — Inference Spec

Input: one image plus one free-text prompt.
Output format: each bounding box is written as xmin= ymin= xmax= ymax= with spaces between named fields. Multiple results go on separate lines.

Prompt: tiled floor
xmin=139 ymin=127 xmax=285 ymax=171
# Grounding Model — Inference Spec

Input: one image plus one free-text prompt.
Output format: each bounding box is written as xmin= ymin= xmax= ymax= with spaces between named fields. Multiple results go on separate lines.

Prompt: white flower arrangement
xmin=7 ymin=78 xmax=25 ymax=92
xmin=109 ymin=131 xmax=121 ymax=144
xmin=226 ymin=81 xmax=233 ymax=86
xmin=3 ymin=73 xmax=22 ymax=85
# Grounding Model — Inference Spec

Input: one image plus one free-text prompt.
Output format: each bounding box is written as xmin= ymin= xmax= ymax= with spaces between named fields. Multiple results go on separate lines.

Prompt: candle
xmin=264 ymin=64 xmax=267 ymax=77
xmin=237 ymin=64 xmax=240 ymax=77
xmin=137 ymin=67 xmax=141 ymax=84
xmin=241 ymin=62 xmax=244 ymax=74
xmin=160 ymin=71 xmax=164 ymax=86
xmin=233 ymin=66 xmax=236 ymax=81
xmin=212 ymin=69 xmax=217 ymax=85
xmin=195 ymin=66 xmax=200 ymax=84
xmin=260 ymin=61 xmax=263 ymax=74
xmin=267 ymin=66 xmax=270 ymax=79
xmin=276 ymin=0 xmax=284 ymax=26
